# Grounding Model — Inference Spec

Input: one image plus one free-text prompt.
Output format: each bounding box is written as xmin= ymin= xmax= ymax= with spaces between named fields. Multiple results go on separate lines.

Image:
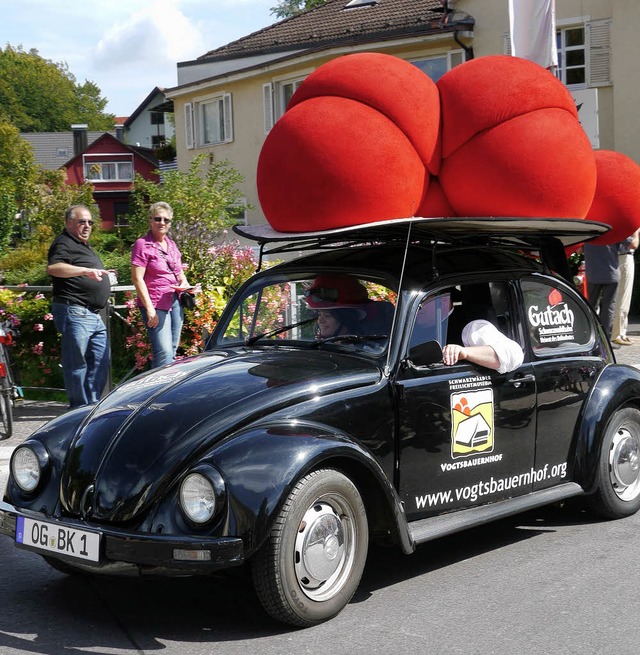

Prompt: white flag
xmin=509 ymin=0 xmax=558 ymax=69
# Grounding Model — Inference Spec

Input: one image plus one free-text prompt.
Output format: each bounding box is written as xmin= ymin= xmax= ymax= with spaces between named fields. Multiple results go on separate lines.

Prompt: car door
xmin=395 ymin=280 xmax=537 ymax=520
xmin=519 ymin=275 xmax=607 ymax=489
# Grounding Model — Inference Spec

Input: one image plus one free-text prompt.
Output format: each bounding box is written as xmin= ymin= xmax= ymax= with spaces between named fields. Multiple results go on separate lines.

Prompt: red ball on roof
xmin=257 ymin=53 xmax=440 ymax=232
xmin=288 ymin=52 xmax=441 ymax=174
xmin=437 ymin=55 xmax=597 ymax=218
xmin=257 ymin=95 xmax=427 ymax=232
xmin=587 ymin=150 xmax=640 ymax=245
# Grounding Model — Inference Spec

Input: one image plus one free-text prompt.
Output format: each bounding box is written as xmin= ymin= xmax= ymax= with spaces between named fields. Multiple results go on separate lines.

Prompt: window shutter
xmin=263 ymin=82 xmax=274 ymax=134
xmin=448 ymin=49 xmax=465 ymax=69
xmin=184 ymin=102 xmax=195 ymax=150
xmin=223 ymin=93 xmax=233 ymax=143
xmin=587 ymin=19 xmax=612 ymax=87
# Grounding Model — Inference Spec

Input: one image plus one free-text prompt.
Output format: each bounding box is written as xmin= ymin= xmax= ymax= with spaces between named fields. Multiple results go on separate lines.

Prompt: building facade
xmin=165 ymin=0 xmax=639 ymax=228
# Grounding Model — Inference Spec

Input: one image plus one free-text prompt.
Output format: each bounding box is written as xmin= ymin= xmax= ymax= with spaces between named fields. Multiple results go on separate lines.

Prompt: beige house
xmin=165 ymin=0 xmax=639 ymax=228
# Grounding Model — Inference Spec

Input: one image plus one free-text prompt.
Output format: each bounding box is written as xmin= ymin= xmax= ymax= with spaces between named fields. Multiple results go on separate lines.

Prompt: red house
xmin=63 ymin=126 xmax=159 ymax=229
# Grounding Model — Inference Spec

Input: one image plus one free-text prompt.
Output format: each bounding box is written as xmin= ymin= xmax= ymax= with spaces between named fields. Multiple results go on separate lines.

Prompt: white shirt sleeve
xmin=461 ymin=320 xmax=524 ymax=374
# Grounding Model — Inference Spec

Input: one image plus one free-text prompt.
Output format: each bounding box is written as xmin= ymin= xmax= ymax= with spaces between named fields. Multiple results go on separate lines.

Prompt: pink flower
xmin=34 ymin=324 xmax=44 ymax=332
xmin=31 ymin=342 xmax=43 ymax=355
xmin=34 ymin=293 xmax=45 ymax=300
xmin=44 ymin=313 xmax=53 ymax=321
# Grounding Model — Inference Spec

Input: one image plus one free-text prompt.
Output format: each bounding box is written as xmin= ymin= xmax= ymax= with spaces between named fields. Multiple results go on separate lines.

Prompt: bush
xmin=0 ymin=240 xmax=267 ymax=397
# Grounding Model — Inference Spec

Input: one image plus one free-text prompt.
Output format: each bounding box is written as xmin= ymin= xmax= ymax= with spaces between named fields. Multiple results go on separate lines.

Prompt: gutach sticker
xmin=527 ymin=289 xmax=576 ymax=345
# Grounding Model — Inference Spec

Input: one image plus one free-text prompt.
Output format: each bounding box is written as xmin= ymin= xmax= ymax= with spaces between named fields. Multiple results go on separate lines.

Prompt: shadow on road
xmin=0 ymin=501 xmax=598 ymax=652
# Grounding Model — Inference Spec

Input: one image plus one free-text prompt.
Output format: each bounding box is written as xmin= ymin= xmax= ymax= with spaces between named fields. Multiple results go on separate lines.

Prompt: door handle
xmin=508 ymin=374 xmax=535 ymax=388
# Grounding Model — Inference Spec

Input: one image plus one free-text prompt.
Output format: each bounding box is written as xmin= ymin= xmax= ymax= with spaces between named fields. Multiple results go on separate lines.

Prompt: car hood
xmin=60 ymin=348 xmax=381 ymax=522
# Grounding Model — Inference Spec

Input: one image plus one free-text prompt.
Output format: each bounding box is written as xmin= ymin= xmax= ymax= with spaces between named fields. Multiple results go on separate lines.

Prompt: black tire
xmin=0 ymin=375 xmax=13 ymax=440
xmin=589 ymin=407 xmax=640 ymax=519
xmin=251 ymin=468 xmax=369 ymax=627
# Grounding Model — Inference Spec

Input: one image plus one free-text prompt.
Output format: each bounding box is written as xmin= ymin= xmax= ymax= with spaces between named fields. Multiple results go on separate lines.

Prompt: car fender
xmin=204 ymin=421 xmax=412 ymax=556
xmin=572 ymin=363 xmax=640 ymax=493
xmin=4 ymin=406 xmax=92 ymax=509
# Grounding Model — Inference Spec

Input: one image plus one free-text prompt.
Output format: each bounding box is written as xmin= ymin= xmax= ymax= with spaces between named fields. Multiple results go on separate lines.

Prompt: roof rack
xmin=235 ymin=216 xmax=609 ymax=258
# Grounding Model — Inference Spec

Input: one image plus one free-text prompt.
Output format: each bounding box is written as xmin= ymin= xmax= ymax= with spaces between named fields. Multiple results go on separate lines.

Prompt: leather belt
xmin=53 ymin=298 xmax=102 ymax=314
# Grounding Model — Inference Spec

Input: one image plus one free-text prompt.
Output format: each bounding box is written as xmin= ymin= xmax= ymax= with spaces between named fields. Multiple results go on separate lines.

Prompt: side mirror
xmin=407 ymin=340 xmax=443 ymax=367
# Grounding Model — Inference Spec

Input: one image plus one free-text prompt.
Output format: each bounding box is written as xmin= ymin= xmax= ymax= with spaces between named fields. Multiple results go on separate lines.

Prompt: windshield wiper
xmin=245 ymin=317 xmax=316 ymax=346
xmin=310 ymin=334 xmax=388 ymax=347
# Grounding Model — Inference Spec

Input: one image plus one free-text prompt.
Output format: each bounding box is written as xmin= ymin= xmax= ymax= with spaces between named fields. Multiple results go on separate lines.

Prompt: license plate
xmin=16 ymin=516 xmax=101 ymax=563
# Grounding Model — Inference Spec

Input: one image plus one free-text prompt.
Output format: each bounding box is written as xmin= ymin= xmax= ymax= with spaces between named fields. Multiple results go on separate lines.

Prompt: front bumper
xmin=0 ymin=500 xmax=244 ymax=574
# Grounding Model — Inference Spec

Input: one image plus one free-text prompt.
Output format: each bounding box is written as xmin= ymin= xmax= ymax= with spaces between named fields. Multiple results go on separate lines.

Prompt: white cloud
xmin=93 ymin=0 xmax=206 ymax=72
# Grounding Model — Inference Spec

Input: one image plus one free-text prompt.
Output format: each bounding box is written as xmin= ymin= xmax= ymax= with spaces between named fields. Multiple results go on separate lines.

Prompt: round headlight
xmin=180 ymin=473 xmax=216 ymax=524
xmin=11 ymin=446 xmax=41 ymax=492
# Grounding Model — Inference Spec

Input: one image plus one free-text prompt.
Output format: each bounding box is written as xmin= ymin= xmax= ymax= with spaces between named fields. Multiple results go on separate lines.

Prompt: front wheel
xmin=0 ymin=375 xmax=13 ymax=439
xmin=589 ymin=407 xmax=640 ymax=519
xmin=251 ymin=468 xmax=369 ymax=627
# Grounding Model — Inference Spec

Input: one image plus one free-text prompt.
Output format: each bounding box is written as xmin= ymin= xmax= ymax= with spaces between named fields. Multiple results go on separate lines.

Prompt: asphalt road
xmin=1 ymin=500 xmax=639 ymax=654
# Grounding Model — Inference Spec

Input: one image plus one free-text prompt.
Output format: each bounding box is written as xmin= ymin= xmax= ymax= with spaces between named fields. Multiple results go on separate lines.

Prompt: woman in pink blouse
xmin=131 ymin=202 xmax=192 ymax=368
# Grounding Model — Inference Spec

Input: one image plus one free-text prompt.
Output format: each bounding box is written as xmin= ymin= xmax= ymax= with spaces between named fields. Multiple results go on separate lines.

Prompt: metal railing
xmin=2 ymin=284 xmax=136 ymax=395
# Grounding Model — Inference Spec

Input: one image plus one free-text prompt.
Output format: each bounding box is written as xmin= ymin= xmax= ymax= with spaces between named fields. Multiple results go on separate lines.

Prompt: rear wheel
xmin=589 ymin=407 xmax=640 ymax=518
xmin=0 ymin=375 xmax=13 ymax=439
xmin=252 ymin=468 xmax=369 ymax=627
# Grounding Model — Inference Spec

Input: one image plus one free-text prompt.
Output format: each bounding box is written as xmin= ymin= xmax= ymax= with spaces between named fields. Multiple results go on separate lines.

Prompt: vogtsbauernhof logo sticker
xmin=451 ymin=388 xmax=494 ymax=458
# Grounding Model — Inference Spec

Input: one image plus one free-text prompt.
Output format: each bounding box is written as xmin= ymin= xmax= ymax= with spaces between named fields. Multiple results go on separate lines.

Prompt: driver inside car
xmin=305 ymin=274 xmax=370 ymax=339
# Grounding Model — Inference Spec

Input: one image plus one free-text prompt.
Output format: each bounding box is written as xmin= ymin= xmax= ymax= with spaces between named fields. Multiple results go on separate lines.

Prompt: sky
xmin=0 ymin=0 xmax=278 ymax=117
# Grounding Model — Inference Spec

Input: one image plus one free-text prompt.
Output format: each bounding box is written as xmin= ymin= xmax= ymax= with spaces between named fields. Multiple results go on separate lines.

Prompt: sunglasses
xmin=76 ymin=220 xmax=94 ymax=226
xmin=152 ymin=216 xmax=172 ymax=224
xmin=305 ymin=287 xmax=339 ymax=303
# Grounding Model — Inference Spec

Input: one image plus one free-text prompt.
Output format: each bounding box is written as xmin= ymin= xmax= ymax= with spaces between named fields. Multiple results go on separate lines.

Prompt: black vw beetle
xmin=2 ymin=217 xmax=640 ymax=627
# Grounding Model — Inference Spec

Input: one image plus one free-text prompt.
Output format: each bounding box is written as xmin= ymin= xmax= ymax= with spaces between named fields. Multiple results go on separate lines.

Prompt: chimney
xmin=115 ymin=124 xmax=124 ymax=142
xmin=71 ymin=124 xmax=88 ymax=156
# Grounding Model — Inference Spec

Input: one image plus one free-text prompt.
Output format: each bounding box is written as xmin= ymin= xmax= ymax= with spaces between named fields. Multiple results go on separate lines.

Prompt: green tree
xmin=270 ymin=0 xmax=327 ymax=18
xmin=0 ymin=45 xmax=114 ymax=132
xmin=128 ymin=155 xmax=246 ymax=283
xmin=0 ymin=118 xmax=38 ymax=253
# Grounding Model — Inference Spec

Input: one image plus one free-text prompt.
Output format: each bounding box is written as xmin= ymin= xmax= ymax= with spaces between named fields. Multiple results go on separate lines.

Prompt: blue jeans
xmin=140 ymin=295 xmax=184 ymax=368
xmin=52 ymin=303 xmax=110 ymax=408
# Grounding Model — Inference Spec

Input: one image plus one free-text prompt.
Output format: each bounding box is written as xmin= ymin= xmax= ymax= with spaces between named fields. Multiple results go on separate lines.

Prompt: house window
xmin=114 ymin=202 xmax=130 ymax=228
xmin=150 ymin=111 xmax=165 ymax=125
xmin=279 ymin=80 xmax=302 ymax=116
xmin=505 ymin=18 xmax=611 ymax=88
xmin=84 ymin=161 xmax=133 ymax=182
xmin=227 ymin=200 xmax=248 ymax=226
xmin=556 ymin=27 xmax=586 ymax=86
xmin=199 ymin=93 xmax=233 ymax=146
xmin=263 ymin=78 xmax=305 ymax=133
xmin=151 ymin=135 xmax=164 ymax=148
xmin=411 ymin=51 xmax=464 ymax=82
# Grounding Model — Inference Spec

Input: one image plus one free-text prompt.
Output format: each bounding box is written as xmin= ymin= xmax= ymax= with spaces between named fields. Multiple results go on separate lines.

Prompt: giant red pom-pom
xmin=587 ymin=150 xmax=640 ymax=245
xmin=288 ymin=52 xmax=441 ymax=174
xmin=257 ymin=96 xmax=427 ymax=232
xmin=257 ymin=53 xmax=439 ymax=232
xmin=437 ymin=55 xmax=596 ymax=218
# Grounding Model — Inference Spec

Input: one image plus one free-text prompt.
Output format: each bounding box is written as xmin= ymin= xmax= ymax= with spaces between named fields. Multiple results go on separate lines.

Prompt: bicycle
xmin=0 ymin=321 xmax=23 ymax=439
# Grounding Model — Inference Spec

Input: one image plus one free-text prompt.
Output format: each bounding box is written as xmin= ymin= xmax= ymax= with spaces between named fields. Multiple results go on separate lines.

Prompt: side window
xmin=445 ymin=282 xmax=519 ymax=346
xmin=521 ymin=278 xmax=593 ymax=353
xmin=409 ymin=292 xmax=452 ymax=349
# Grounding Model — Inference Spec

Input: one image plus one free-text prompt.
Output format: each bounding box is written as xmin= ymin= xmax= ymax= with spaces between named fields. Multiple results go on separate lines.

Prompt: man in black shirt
xmin=48 ymin=205 xmax=112 ymax=407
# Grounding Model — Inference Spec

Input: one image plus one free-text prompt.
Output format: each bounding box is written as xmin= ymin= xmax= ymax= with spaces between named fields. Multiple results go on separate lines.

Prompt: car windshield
xmin=213 ymin=273 xmax=397 ymax=355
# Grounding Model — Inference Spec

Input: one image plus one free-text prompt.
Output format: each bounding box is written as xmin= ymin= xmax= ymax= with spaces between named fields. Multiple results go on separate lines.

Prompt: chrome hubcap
xmin=294 ymin=498 xmax=356 ymax=601
xmin=609 ymin=427 xmax=640 ymax=501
